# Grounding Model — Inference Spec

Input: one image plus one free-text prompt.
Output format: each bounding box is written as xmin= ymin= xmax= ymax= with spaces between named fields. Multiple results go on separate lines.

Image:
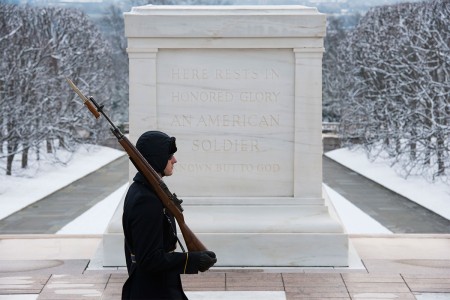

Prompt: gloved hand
xmin=196 ymin=251 xmax=217 ymax=272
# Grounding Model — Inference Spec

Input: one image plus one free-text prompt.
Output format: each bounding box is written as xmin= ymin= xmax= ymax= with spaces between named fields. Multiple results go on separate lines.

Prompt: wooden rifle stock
xmin=66 ymin=78 xmax=207 ymax=252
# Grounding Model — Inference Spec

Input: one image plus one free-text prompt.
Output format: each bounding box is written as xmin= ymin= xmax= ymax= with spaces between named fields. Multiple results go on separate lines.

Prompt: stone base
xmin=103 ymin=232 xmax=348 ymax=267
xmin=102 ymin=186 xmax=349 ymax=267
xmin=103 ymin=232 xmax=125 ymax=267
xmin=102 ymin=187 xmax=126 ymax=267
xmin=188 ymin=233 xmax=347 ymax=267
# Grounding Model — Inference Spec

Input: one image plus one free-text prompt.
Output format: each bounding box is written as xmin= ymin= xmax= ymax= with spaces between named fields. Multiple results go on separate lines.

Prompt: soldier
xmin=122 ymin=131 xmax=217 ymax=300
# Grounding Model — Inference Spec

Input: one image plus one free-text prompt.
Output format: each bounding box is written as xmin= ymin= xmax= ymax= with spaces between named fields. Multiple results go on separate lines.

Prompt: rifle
xmin=66 ymin=78 xmax=207 ymax=252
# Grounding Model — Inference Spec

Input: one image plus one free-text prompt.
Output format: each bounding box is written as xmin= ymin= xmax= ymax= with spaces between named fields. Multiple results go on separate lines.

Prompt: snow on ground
xmin=0 ymin=145 xmax=125 ymax=220
xmin=326 ymin=148 xmax=450 ymax=221
xmin=56 ymin=183 xmax=128 ymax=234
xmin=324 ymin=184 xmax=392 ymax=234
xmin=1 ymin=145 xmax=448 ymax=235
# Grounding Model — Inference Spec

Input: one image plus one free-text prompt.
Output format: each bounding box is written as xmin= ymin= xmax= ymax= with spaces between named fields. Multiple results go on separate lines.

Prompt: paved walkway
xmin=0 ymin=156 xmax=129 ymax=234
xmin=323 ymin=156 xmax=450 ymax=234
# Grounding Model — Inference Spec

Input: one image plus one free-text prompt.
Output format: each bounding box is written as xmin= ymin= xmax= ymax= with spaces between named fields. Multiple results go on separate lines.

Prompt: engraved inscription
xmin=192 ymin=139 xmax=260 ymax=152
xmin=171 ymin=91 xmax=280 ymax=104
xmin=176 ymin=163 xmax=281 ymax=173
xmin=170 ymin=114 xmax=280 ymax=128
xmin=157 ymin=49 xmax=294 ymax=196
xmin=171 ymin=67 xmax=280 ymax=81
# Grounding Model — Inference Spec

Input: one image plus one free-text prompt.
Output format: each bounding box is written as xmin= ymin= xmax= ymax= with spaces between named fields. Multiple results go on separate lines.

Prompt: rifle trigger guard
xmin=172 ymin=193 xmax=184 ymax=212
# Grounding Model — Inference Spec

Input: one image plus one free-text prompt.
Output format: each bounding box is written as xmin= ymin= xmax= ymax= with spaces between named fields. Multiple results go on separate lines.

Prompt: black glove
xmin=196 ymin=250 xmax=217 ymax=272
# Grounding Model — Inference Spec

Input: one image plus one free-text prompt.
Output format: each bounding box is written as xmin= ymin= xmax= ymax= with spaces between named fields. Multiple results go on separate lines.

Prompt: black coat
xmin=121 ymin=173 xmax=200 ymax=300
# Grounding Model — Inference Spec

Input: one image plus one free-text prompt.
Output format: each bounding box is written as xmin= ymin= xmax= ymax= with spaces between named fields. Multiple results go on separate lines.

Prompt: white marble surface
xmin=186 ymin=291 xmax=286 ymax=300
xmin=124 ymin=5 xmax=325 ymax=38
xmin=103 ymin=4 xmax=349 ymax=267
xmin=158 ymin=49 xmax=294 ymax=197
xmin=415 ymin=294 xmax=450 ymax=300
xmin=125 ymin=5 xmax=327 ymax=200
xmin=183 ymin=205 xmax=343 ymax=233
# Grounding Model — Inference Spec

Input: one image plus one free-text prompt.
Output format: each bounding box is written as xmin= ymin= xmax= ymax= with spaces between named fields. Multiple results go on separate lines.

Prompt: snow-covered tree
xmin=338 ymin=0 xmax=450 ymax=181
xmin=322 ymin=15 xmax=361 ymax=122
xmin=0 ymin=4 xmax=113 ymax=175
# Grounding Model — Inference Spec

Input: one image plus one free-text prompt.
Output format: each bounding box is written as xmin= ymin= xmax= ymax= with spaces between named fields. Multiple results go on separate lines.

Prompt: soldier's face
xmin=163 ymin=155 xmax=177 ymax=176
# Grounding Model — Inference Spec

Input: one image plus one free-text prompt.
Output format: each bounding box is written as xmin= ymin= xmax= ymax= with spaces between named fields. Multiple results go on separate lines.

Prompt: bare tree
xmin=323 ymin=15 xmax=357 ymax=122
xmin=0 ymin=4 xmax=113 ymax=175
xmin=98 ymin=4 xmax=130 ymax=123
xmin=338 ymin=0 xmax=450 ymax=181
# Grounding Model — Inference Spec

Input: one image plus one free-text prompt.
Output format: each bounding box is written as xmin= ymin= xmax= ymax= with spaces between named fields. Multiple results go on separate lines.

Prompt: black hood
xmin=135 ymin=131 xmax=177 ymax=175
